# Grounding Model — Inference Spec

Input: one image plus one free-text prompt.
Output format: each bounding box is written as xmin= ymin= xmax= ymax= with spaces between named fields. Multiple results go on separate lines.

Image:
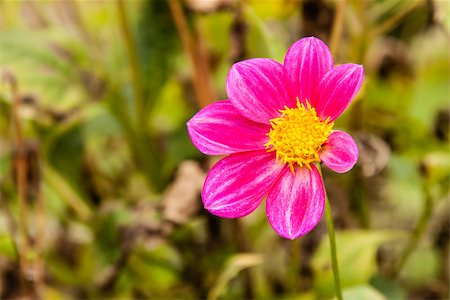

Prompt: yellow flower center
xmin=265 ymin=100 xmax=334 ymax=173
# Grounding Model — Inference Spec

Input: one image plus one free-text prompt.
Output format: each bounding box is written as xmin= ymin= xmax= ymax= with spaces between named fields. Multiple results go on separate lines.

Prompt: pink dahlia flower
xmin=187 ymin=37 xmax=364 ymax=239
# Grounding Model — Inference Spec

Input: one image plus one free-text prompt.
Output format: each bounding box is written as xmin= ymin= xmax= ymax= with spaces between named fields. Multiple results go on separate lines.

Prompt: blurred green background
xmin=0 ymin=0 xmax=449 ymax=299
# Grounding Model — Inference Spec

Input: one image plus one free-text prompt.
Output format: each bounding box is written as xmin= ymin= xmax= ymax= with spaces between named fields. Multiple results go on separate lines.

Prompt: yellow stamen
xmin=265 ymin=99 xmax=334 ymax=173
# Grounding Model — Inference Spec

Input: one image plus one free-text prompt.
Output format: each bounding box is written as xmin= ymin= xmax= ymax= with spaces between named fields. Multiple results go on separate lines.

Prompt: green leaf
xmin=136 ymin=0 xmax=179 ymax=113
xmin=44 ymin=166 xmax=92 ymax=220
xmin=245 ymin=6 xmax=281 ymax=61
xmin=0 ymin=29 xmax=85 ymax=109
xmin=312 ymin=230 xmax=398 ymax=299
xmin=384 ymin=155 xmax=424 ymax=225
xmin=399 ymin=246 xmax=441 ymax=287
xmin=42 ymin=286 xmax=72 ymax=300
xmin=0 ymin=154 xmax=11 ymax=182
xmin=370 ymin=275 xmax=407 ymax=300
xmin=0 ymin=234 xmax=16 ymax=259
xmin=94 ymin=202 xmax=132 ymax=264
xmin=148 ymin=78 xmax=190 ymax=134
xmin=126 ymin=242 xmax=181 ymax=296
xmin=208 ymin=253 xmax=263 ymax=300
xmin=198 ymin=12 xmax=232 ymax=57
xmin=44 ymin=119 xmax=86 ymax=195
xmin=247 ymin=0 xmax=298 ymax=20
xmin=338 ymin=285 xmax=386 ymax=300
xmin=421 ymin=152 xmax=450 ymax=186
xmin=83 ymin=104 xmax=123 ymax=138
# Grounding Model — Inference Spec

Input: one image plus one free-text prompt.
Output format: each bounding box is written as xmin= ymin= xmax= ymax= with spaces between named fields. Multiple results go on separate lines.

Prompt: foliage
xmin=0 ymin=0 xmax=448 ymax=299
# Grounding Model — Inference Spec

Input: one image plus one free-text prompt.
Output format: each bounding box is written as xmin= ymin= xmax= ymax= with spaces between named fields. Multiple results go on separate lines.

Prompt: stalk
xmin=116 ymin=0 xmax=146 ymax=130
xmin=318 ymin=165 xmax=343 ymax=300
xmin=5 ymin=72 xmax=33 ymax=295
xmin=290 ymin=238 xmax=301 ymax=293
xmin=324 ymin=195 xmax=343 ymax=300
xmin=116 ymin=1 xmax=165 ymax=191
xmin=329 ymin=0 xmax=346 ymax=56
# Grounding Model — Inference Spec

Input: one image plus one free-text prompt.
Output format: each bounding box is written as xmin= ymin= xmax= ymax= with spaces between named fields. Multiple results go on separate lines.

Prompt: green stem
xmin=318 ymin=165 xmax=343 ymax=300
xmin=116 ymin=2 xmax=165 ymax=191
xmin=329 ymin=0 xmax=346 ymax=56
xmin=370 ymin=0 xmax=422 ymax=38
xmin=325 ymin=195 xmax=343 ymax=300
xmin=117 ymin=0 xmax=146 ymax=130
xmin=290 ymin=238 xmax=301 ymax=293
xmin=7 ymin=74 xmax=31 ymax=294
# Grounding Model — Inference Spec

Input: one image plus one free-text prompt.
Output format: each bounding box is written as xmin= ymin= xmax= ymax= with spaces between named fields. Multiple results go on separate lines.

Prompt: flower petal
xmin=320 ymin=130 xmax=358 ymax=173
xmin=316 ymin=64 xmax=364 ymax=121
xmin=266 ymin=165 xmax=325 ymax=240
xmin=187 ymin=100 xmax=270 ymax=155
xmin=284 ymin=37 xmax=334 ymax=106
xmin=226 ymin=58 xmax=290 ymax=124
xmin=202 ymin=150 xmax=285 ymax=218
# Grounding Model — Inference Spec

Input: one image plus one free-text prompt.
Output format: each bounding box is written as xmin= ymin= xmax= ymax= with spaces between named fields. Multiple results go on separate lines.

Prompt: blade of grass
xmin=5 ymin=73 xmax=30 ymax=294
xmin=117 ymin=0 xmax=146 ymax=131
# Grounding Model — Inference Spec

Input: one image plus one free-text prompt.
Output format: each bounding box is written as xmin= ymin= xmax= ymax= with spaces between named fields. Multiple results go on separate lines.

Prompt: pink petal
xmin=284 ymin=37 xmax=334 ymax=106
xmin=315 ymin=64 xmax=364 ymax=121
xmin=202 ymin=150 xmax=285 ymax=218
xmin=266 ymin=165 xmax=325 ymax=240
xmin=226 ymin=58 xmax=291 ymax=124
xmin=187 ymin=100 xmax=270 ymax=155
xmin=320 ymin=130 xmax=358 ymax=173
